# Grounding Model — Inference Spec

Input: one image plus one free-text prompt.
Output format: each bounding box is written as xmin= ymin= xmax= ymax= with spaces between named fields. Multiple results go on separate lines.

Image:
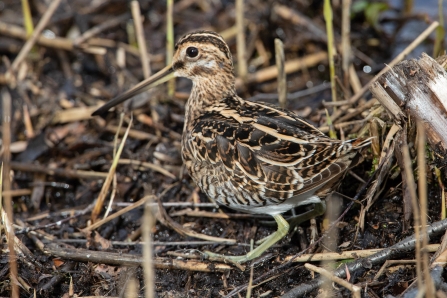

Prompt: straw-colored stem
xmin=10 ymin=0 xmax=62 ymax=73
xmin=305 ymin=263 xmax=361 ymax=298
xmin=124 ymin=278 xmax=138 ymax=298
xmin=21 ymin=0 xmax=34 ymax=36
xmin=246 ymin=239 xmax=254 ymax=298
xmin=143 ymin=197 xmax=156 ymax=298
xmin=91 ymin=115 xmax=133 ymax=223
xmin=324 ymin=109 xmax=337 ymax=139
xmin=166 ymin=0 xmax=175 ymax=96
xmin=404 ymin=0 xmax=414 ymax=15
xmin=321 ymin=195 xmax=341 ymax=296
xmin=341 ymin=0 xmax=351 ymax=92
xmin=126 ymin=21 xmax=137 ymax=48
xmin=417 ymin=122 xmax=434 ymax=297
xmin=131 ymin=0 xmax=151 ymax=78
xmin=236 ymin=0 xmax=247 ymax=80
xmin=435 ymin=167 xmax=446 ymax=219
xmin=324 ymin=0 xmax=337 ymax=105
xmin=103 ymin=113 xmax=125 ymax=219
xmin=433 ymin=0 xmax=445 ymax=57
xmin=275 ymin=38 xmax=286 ymax=108
xmin=402 ymin=143 xmax=423 ymax=291
xmin=2 ymin=89 xmax=19 ymax=298
xmin=84 ymin=196 xmax=153 ymax=232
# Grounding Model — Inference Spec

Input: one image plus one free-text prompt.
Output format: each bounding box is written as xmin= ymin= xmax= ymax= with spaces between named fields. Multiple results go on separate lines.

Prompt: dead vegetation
xmin=1 ymin=0 xmax=447 ymax=297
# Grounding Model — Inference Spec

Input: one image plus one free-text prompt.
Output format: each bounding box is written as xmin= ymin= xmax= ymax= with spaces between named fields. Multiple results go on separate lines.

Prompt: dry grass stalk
xmin=166 ymin=0 xmax=175 ymax=96
xmin=418 ymin=122 xmax=435 ymax=296
xmin=74 ymin=13 xmax=131 ymax=46
xmin=118 ymin=159 xmax=176 ymax=179
xmin=320 ymin=195 xmax=341 ymax=295
xmin=84 ymin=195 xmax=153 ymax=232
xmin=21 ymin=0 xmax=34 ymax=36
xmin=91 ymin=115 xmax=133 ymax=222
xmin=10 ymin=161 xmax=109 ymax=179
xmin=341 ymin=0 xmax=352 ymax=90
xmin=103 ymin=113 xmax=126 ymax=219
xmin=329 ymin=21 xmax=439 ymax=107
xmin=323 ymin=0 xmax=337 ymax=104
xmin=1 ymin=88 xmax=19 ymax=298
xmin=124 ymin=278 xmax=138 ymax=298
xmin=9 ymin=0 xmax=62 ymax=74
xmin=156 ymin=192 xmax=238 ymax=245
xmin=358 ymin=123 xmax=400 ymax=230
xmin=0 ymin=21 xmax=71 ymax=51
xmin=275 ymin=39 xmax=287 ymax=108
xmin=131 ymin=1 xmax=151 ymax=79
xmin=236 ymin=0 xmax=247 ymax=80
xmin=246 ymin=240 xmax=254 ymax=298
xmin=402 ymin=142 xmax=423 ymax=291
xmin=143 ymin=197 xmax=156 ymax=298
xmin=305 ymin=263 xmax=361 ymax=298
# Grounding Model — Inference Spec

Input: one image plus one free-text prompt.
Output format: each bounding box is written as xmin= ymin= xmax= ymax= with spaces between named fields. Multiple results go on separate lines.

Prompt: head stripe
xmin=175 ymin=31 xmax=231 ymax=60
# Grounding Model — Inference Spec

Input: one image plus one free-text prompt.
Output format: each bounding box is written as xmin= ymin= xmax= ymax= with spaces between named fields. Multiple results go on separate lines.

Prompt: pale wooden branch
xmin=43 ymin=244 xmax=232 ymax=272
xmin=370 ymin=54 xmax=447 ymax=152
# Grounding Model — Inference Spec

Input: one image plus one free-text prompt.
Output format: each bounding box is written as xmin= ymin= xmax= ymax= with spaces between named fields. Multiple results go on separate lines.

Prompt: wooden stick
xmin=370 ymin=54 xmax=447 ymax=152
xmin=43 ymin=244 xmax=232 ymax=272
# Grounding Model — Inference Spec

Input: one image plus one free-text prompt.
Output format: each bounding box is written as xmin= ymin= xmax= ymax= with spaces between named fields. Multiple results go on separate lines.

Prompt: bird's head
xmin=171 ymin=31 xmax=234 ymax=81
xmin=92 ymin=30 xmax=235 ymax=116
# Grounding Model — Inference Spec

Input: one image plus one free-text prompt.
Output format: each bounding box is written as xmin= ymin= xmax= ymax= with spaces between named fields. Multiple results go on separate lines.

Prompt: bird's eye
xmin=186 ymin=47 xmax=199 ymax=58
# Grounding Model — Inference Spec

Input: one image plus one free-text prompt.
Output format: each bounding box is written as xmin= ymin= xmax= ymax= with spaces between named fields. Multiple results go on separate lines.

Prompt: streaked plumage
xmin=93 ymin=30 xmax=370 ymax=264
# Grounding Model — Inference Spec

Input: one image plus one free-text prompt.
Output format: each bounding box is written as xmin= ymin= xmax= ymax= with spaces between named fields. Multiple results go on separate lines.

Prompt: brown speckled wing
xmin=183 ymin=98 xmax=360 ymax=206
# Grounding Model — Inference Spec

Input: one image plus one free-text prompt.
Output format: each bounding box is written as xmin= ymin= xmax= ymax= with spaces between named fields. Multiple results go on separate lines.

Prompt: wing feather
xmin=186 ymin=99 xmax=363 ymax=206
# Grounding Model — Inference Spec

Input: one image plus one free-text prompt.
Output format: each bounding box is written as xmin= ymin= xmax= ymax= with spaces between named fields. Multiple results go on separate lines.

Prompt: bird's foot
xmin=204 ymin=214 xmax=290 ymax=269
xmin=203 ymin=251 xmax=248 ymax=270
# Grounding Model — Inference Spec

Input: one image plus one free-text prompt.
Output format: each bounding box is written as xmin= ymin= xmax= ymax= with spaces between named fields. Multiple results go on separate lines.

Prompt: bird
xmin=92 ymin=30 xmax=370 ymax=264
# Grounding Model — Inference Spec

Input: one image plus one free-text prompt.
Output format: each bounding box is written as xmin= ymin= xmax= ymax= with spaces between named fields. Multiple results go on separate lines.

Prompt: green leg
xmin=257 ymin=202 xmax=326 ymax=245
xmin=288 ymin=201 xmax=326 ymax=229
xmin=204 ymin=214 xmax=289 ymax=264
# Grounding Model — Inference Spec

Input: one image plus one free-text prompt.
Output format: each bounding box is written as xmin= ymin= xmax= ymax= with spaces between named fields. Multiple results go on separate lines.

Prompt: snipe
xmin=93 ymin=31 xmax=370 ymax=264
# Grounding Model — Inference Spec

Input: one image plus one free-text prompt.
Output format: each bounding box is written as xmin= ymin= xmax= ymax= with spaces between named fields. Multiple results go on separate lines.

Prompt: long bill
xmin=92 ymin=64 xmax=175 ymax=116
